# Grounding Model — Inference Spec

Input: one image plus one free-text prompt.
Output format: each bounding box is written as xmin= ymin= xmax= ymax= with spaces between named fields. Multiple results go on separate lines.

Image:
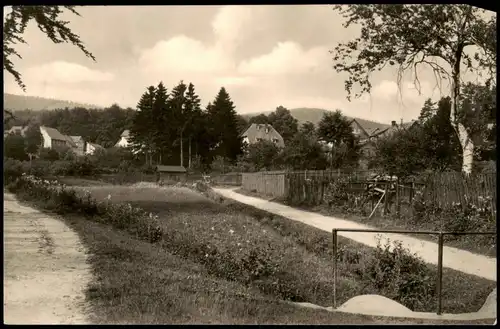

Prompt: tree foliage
xmin=419 ymin=97 xmax=462 ymax=171
xmin=3 ymin=6 xmax=95 ymax=91
xmin=371 ymin=128 xmax=427 ymax=178
xmin=331 ymin=4 xmax=496 ymax=172
xmin=372 ymin=97 xmax=463 ymax=177
xmin=4 ymin=133 xmax=28 ymax=161
xmin=317 ymin=110 xmax=360 ymax=169
xmin=267 ymin=106 xmax=299 ymax=143
xmin=248 ymin=114 xmax=269 ymax=125
xmin=129 ymin=86 xmax=157 ymax=162
xmin=332 ymin=5 xmax=496 ymax=100
xmin=281 ymin=131 xmax=328 ymax=170
xmin=458 ymin=83 xmax=496 ymax=161
xmin=207 ymin=87 xmax=244 ymax=164
xmin=244 ymin=140 xmax=282 ymax=171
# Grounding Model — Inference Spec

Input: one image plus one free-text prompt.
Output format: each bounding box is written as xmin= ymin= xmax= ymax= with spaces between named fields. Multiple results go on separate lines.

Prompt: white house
xmin=39 ymin=126 xmax=71 ymax=150
xmin=85 ymin=142 xmax=104 ymax=155
xmin=39 ymin=126 xmax=103 ymax=155
xmin=241 ymin=123 xmax=285 ymax=148
xmin=115 ymin=130 xmax=131 ymax=147
xmin=5 ymin=125 xmax=29 ymax=137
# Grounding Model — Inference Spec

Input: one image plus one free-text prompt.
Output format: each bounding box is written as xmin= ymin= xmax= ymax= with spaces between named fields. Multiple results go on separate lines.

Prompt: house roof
xmin=156 ymin=165 xmax=187 ymax=173
xmin=88 ymin=142 xmax=104 ymax=150
xmin=40 ymin=126 xmax=68 ymax=141
xmin=121 ymin=130 xmax=130 ymax=137
xmin=70 ymin=136 xmax=84 ymax=143
xmin=63 ymin=135 xmax=77 ymax=148
xmin=350 ymin=119 xmax=370 ymax=137
xmin=241 ymin=123 xmax=285 ymax=147
xmin=8 ymin=125 xmax=28 ymax=133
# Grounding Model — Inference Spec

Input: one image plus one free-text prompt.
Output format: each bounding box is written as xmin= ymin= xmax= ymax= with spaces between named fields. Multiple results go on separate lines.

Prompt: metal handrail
xmin=331 ymin=228 xmax=496 ymax=315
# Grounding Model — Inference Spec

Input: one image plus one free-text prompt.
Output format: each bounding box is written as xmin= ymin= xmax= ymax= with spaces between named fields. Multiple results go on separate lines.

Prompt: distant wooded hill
xmin=4 ymin=93 xmax=102 ymax=112
xmin=243 ymin=107 xmax=391 ymax=131
xmin=4 ymin=93 xmax=391 ymax=132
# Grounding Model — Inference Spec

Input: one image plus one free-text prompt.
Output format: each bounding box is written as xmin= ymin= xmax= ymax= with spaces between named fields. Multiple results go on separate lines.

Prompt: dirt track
xmin=3 ymin=193 xmax=91 ymax=324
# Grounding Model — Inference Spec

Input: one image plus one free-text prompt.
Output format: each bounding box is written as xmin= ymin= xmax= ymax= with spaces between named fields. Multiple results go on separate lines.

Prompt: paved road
xmin=3 ymin=193 xmax=91 ymax=324
xmin=214 ymin=188 xmax=496 ymax=282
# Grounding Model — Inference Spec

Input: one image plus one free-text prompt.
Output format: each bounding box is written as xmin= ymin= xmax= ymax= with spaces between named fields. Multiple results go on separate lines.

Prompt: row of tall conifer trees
xmin=129 ymin=81 xmax=244 ymax=169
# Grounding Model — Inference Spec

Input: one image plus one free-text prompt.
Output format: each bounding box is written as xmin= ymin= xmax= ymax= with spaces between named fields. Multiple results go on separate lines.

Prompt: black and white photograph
xmin=3 ymin=4 xmax=497 ymax=325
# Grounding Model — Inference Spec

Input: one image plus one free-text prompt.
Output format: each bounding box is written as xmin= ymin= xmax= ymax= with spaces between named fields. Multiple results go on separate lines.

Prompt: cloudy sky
xmin=3 ymin=5 xmax=490 ymax=123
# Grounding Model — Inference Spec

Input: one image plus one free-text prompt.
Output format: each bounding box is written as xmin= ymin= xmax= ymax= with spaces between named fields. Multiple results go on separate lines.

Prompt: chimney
xmin=265 ymin=124 xmax=269 ymax=133
xmin=391 ymin=120 xmax=397 ymax=127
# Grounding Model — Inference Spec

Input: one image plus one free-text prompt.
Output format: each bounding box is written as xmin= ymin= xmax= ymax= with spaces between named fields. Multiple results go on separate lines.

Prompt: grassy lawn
xmin=234 ymin=188 xmax=497 ymax=258
xmin=55 ymin=212 xmax=492 ymax=324
xmin=66 ymin=183 xmax=495 ymax=316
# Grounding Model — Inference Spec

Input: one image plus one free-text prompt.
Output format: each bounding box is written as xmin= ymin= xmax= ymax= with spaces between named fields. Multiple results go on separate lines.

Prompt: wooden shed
xmin=156 ymin=165 xmax=188 ymax=183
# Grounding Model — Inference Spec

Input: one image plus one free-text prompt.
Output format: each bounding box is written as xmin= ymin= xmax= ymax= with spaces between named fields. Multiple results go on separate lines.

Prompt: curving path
xmin=214 ymin=188 xmax=497 ymax=282
xmin=3 ymin=193 xmax=92 ymax=324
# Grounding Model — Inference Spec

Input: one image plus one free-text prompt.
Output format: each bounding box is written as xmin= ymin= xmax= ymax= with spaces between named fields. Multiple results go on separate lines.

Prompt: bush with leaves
xmin=8 ymin=174 xmax=164 ymax=243
xmin=323 ymin=176 xmax=365 ymax=214
xmin=411 ymin=190 xmax=496 ymax=250
xmin=4 ymin=158 xmax=25 ymax=184
xmin=349 ymin=238 xmax=436 ymax=311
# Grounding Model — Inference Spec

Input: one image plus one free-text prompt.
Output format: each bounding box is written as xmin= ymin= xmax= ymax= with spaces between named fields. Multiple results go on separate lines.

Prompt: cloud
xmin=238 ymin=42 xmax=330 ymax=76
xmin=214 ymin=76 xmax=256 ymax=87
xmin=24 ymin=61 xmax=114 ymax=84
xmin=212 ymin=5 xmax=253 ymax=52
xmin=371 ymin=80 xmax=399 ymax=101
xmin=138 ymin=35 xmax=232 ymax=75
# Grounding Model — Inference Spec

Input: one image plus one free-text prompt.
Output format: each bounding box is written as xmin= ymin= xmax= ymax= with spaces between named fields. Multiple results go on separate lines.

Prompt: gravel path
xmin=214 ymin=188 xmax=496 ymax=281
xmin=3 ymin=193 xmax=92 ymax=324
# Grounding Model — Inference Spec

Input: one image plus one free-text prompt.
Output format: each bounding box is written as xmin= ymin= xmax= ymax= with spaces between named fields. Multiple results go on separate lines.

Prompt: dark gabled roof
xmin=349 ymin=119 xmax=370 ymax=137
xmin=241 ymin=123 xmax=285 ymax=147
xmin=156 ymin=165 xmax=187 ymax=173
xmin=40 ymin=126 xmax=68 ymax=141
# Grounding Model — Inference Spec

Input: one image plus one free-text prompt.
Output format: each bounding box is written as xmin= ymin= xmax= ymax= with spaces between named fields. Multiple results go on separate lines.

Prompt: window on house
xmin=272 ymin=138 xmax=278 ymax=143
xmin=257 ymin=138 xmax=263 ymax=142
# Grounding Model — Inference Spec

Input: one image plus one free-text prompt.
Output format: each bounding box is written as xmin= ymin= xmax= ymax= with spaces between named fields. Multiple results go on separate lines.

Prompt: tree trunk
xmin=188 ymin=136 xmax=192 ymax=169
xmin=180 ymin=131 xmax=184 ymax=167
xmin=450 ymin=49 xmax=474 ymax=175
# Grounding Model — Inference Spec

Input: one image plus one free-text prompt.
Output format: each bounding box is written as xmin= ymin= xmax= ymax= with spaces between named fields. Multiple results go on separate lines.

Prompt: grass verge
xmin=66 ymin=183 xmax=496 ymax=315
xmin=226 ymin=188 xmax=495 ymax=314
xmin=235 ymin=188 xmax=497 ymax=258
xmin=13 ymin=196 xmax=493 ymax=324
xmin=11 ymin=195 xmax=493 ymax=324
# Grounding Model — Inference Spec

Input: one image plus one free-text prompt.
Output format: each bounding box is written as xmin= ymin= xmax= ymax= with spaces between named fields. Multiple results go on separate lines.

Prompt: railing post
xmin=436 ymin=232 xmax=444 ymax=315
xmin=332 ymin=229 xmax=338 ymax=308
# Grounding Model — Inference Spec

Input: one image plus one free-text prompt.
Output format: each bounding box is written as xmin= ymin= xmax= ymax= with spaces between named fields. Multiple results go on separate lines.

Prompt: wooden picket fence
xmin=422 ymin=172 xmax=497 ymax=211
xmin=211 ymin=172 xmax=242 ymax=186
xmin=241 ymin=171 xmax=287 ymax=198
xmin=241 ymin=170 xmax=496 ymax=211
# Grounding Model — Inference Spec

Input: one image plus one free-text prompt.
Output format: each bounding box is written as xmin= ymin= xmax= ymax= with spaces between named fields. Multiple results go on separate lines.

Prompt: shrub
xmin=323 ymin=176 xmax=364 ymax=214
xmin=4 ymin=158 xmax=24 ymax=184
xmin=411 ymin=191 xmax=496 ymax=233
xmin=51 ymin=160 xmax=73 ymax=176
xmin=350 ymin=237 xmax=436 ymax=311
xmin=8 ymin=174 xmax=163 ymax=244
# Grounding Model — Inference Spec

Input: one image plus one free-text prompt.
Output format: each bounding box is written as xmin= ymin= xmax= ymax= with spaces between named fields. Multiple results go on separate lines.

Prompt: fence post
xmin=396 ymin=177 xmax=400 ymax=215
xmin=332 ymin=229 xmax=338 ymax=308
xmin=436 ymin=232 xmax=444 ymax=315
